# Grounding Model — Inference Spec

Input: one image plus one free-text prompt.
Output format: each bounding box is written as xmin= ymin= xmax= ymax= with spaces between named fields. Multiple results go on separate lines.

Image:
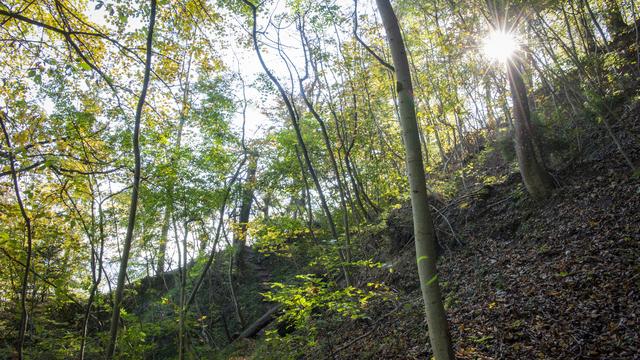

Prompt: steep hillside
xmin=322 ymin=159 xmax=639 ymax=359
xmin=230 ymin=102 xmax=640 ymax=359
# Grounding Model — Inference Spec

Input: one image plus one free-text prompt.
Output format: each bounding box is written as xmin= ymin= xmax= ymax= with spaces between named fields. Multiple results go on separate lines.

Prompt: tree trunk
xmin=375 ymin=1 xmax=454 ymax=358
xmin=506 ymin=60 xmax=554 ymax=201
xmin=236 ymin=305 xmax=282 ymax=339
xmin=234 ymin=153 xmax=257 ymax=271
xmin=1 ymin=113 xmax=33 ymax=360
xmin=157 ymin=55 xmax=191 ymax=275
xmin=185 ymin=158 xmax=245 ymax=311
xmin=576 ymin=0 xmax=599 ymax=53
xmin=178 ymin=222 xmax=190 ymax=360
xmin=298 ymin=25 xmax=352 ymax=263
xmin=156 ymin=203 xmax=172 ymax=274
xmin=79 ymin=182 xmax=107 ymax=360
xmin=106 ymin=0 xmax=157 ymax=357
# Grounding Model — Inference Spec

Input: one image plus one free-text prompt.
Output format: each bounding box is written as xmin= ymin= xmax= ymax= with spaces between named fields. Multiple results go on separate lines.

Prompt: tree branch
xmin=353 ymin=0 xmax=395 ymax=72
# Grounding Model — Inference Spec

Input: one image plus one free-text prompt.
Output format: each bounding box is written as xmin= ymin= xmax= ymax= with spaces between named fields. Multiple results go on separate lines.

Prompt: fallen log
xmin=237 ymin=304 xmax=282 ymax=339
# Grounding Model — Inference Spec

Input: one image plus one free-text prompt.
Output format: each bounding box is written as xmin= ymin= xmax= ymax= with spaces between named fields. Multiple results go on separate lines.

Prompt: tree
xmin=106 ymin=0 xmax=157 ymax=357
xmin=487 ymin=0 xmax=554 ymax=201
xmin=375 ymin=0 xmax=454 ymax=358
xmin=1 ymin=112 xmax=33 ymax=360
xmin=506 ymin=58 xmax=555 ymax=201
xmin=240 ymin=0 xmax=351 ymax=284
xmin=233 ymin=151 xmax=258 ymax=271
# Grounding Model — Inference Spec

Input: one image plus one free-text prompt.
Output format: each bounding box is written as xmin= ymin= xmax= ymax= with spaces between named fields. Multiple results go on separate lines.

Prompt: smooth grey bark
xmin=79 ymin=192 xmax=104 ymax=360
xmin=105 ymin=0 xmax=156 ymax=357
xmin=228 ymin=267 xmax=245 ymax=329
xmin=60 ymin=176 xmax=106 ymax=360
xmin=157 ymin=204 xmax=172 ymax=274
xmin=294 ymin=146 xmax=320 ymax=245
xmin=227 ymin=230 xmax=246 ymax=329
xmin=374 ymin=1 xmax=454 ymax=359
xmin=317 ymin=41 xmax=379 ymax=219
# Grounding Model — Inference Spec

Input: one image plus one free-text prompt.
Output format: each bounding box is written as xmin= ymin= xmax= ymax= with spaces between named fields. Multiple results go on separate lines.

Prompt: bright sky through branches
xmin=482 ymin=30 xmax=518 ymax=63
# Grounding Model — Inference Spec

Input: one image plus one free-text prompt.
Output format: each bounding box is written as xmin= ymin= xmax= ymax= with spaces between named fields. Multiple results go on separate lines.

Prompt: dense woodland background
xmin=0 ymin=0 xmax=639 ymax=359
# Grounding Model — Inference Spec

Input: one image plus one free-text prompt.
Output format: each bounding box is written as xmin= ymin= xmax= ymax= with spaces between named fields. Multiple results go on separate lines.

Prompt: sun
xmin=482 ymin=30 xmax=519 ymax=63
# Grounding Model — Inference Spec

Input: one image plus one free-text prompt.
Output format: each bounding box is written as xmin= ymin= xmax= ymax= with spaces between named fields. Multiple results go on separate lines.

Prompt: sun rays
xmin=482 ymin=29 xmax=519 ymax=63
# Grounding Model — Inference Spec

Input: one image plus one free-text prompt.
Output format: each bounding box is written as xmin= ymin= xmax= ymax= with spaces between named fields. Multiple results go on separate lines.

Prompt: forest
xmin=0 ymin=0 xmax=639 ymax=359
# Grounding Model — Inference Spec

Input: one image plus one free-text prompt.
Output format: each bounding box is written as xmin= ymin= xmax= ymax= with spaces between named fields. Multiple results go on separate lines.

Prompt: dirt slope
xmin=323 ymin=156 xmax=639 ymax=359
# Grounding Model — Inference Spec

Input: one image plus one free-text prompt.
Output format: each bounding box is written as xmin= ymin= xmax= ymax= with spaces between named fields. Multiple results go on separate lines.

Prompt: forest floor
xmin=316 ymin=133 xmax=640 ymax=358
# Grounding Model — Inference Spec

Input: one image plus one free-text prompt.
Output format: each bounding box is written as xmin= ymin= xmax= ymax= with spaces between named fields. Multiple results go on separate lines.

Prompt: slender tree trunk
xmin=80 ymin=181 xmax=106 ymax=360
xmin=227 ymin=238 xmax=246 ymax=329
xmin=295 ymin=146 xmax=320 ymax=245
xmin=157 ymin=203 xmax=172 ymax=274
xmin=631 ymin=0 xmax=640 ymax=73
xmin=584 ymin=0 xmax=611 ymax=50
xmin=577 ymin=0 xmax=599 ymax=53
xmin=562 ymin=5 xmax=579 ymax=56
xmin=157 ymin=55 xmax=192 ymax=275
xmin=178 ymin=222 xmax=190 ymax=360
xmin=185 ymin=158 xmax=246 ymax=311
xmin=375 ymin=1 xmax=454 ymax=358
xmin=1 ymin=113 xmax=33 ymax=360
xmin=234 ymin=153 xmax=257 ymax=271
xmin=105 ymin=1 xmax=156 ymax=357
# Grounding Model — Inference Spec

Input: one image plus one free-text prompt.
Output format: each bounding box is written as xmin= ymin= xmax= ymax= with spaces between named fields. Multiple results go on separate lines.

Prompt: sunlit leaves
xmin=263 ymin=273 xmax=390 ymax=342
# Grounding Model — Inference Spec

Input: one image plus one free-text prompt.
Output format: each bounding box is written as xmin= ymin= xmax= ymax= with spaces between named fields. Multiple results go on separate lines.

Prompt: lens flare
xmin=482 ymin=30 xmax=518 ymax=62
